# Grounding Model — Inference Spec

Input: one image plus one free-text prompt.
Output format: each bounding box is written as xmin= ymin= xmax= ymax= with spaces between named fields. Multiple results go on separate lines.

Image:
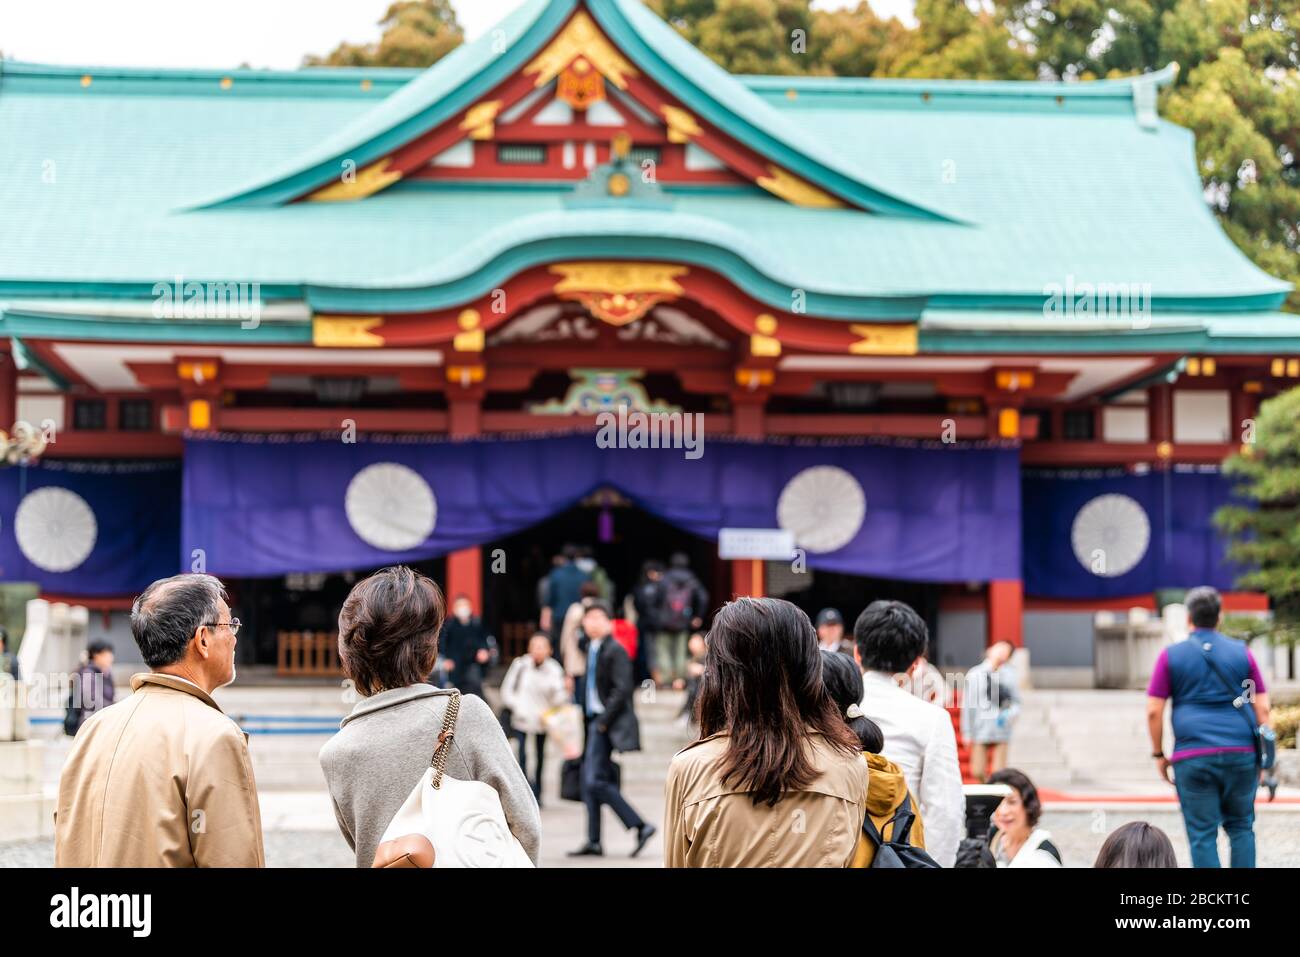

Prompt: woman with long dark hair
xmin=663 ymin=598 xmax=867 ymax=867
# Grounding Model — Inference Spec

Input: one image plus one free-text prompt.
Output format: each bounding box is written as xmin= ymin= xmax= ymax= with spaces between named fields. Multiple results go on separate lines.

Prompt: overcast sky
xmin=0 ymin=0 xmax=916 ymax=69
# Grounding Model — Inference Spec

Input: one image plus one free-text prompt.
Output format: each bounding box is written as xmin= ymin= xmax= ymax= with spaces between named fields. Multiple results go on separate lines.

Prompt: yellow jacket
xmin=55 ymin=673 xmax=265 ymax=867
xmin=850 ymin=752 xmax=927 ymax=868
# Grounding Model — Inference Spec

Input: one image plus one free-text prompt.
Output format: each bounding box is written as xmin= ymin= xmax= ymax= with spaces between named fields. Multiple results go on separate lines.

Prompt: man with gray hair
xmin=55 ymin=574 xmax=264 ymax=867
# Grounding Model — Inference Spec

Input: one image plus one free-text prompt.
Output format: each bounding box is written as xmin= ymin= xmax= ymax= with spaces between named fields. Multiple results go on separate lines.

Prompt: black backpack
xmin=658 ymin=576 xmax=696 ymax=631
xmin=862 ymin=793 xmax=942 ymax=868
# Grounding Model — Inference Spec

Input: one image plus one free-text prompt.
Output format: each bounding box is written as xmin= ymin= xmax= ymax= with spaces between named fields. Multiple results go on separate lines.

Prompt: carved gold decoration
xmin=525 ymin=11 xmax=637 ymax=90
xmin=612 ymin=131 xmax=633 ymax=160
xmin=307 ymin=158 xmax=402 ymax=202
xmin=312 ymin=315 xmax=385 ymax=347
xmin=757 ymin=164 xmax=844 ymax=209
xmin=558 ymin=58 xmax=606 ymax=109
xmin=848 ymin=323 xmax=918 ymax=356
xmin=550 ymin=262 xmax=688 ymax=297
xmin=662 ymin=105 xmax=703 ymax=144
xmin=460 ymin=100 xmax=503 ymax=141
xmin=453 ymin=309 xmax=484 ymax=352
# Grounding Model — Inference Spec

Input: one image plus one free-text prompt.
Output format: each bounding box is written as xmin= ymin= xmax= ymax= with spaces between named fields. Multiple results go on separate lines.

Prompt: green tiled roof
xmin=0 ymin=0 xmax=1293 ymax=348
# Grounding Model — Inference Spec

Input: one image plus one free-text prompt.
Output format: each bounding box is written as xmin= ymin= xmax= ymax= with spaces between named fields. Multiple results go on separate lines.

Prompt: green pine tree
xmin=1216 ymin=386 xmax=1300 ymax=638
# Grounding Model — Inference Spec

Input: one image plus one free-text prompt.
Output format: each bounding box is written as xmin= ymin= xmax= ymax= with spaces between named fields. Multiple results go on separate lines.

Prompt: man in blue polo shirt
xmin=1146 ymin=586 xmax=1273 ymax=868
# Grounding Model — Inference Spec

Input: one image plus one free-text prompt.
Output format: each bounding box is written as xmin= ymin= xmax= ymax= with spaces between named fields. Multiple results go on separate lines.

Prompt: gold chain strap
xmin=430 ymin=691 xmax=461 ymax=790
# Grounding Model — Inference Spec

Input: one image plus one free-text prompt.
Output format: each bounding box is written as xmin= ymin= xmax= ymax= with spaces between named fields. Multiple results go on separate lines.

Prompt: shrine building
xmin=0 ymin=0 xmax=1295 ymax=681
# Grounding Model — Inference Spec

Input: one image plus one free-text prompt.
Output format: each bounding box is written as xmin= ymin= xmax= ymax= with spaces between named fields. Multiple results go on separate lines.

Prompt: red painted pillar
xmin=730 ymin=559 xmax=765 ymax=600
xmin=0 ymin=344 xmax=15 ymax=429
xmin=446 ymin=546 xmax=483 ymax=614
xmin=987 ymin=580 xmax=1023 ymax=648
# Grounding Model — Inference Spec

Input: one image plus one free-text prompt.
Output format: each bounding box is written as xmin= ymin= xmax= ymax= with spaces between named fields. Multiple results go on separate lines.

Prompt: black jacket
xmin=440 ymin=617 xmax=491 ymax=668
xmin=581 ymin=635 xmax=641 ymax=753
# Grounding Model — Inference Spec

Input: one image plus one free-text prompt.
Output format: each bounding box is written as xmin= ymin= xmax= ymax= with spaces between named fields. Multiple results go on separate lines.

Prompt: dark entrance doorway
xmin=766 ymin=568 xmax=943 ymax=661
xmin=230 ymin=556 xmax=447 ymax=671
xmin=481 ymin=490 xmax=723 ymax=660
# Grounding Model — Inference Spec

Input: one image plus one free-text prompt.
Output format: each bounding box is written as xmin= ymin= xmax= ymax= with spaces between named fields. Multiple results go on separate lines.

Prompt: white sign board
xmin=718 ymin=528 xmax=795 ymax=561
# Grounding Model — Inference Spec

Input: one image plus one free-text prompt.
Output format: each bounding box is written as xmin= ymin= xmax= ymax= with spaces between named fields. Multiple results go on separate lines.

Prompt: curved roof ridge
xmin=191 ymin=0 xmax=567 ymax=209
xmin=188 ymin=0 xmax=961 ymax=219
xmin=743 ymin=63 xmax=1180 ymax=100
xmin=594 ymin=0 xmax=956 ymax=220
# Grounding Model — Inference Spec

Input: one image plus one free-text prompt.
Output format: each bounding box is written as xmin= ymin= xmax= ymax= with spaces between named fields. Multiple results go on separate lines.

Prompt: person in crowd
xmin=1146 ymin=585 xmax=1272 ymax=868
xmin=987 ymin=768 xmax=1062 ymax=868
xmin=815 ymin=608 xmax=853 ymax=655
xmin=321 ymin=566 xmax=539 ymax=868
xmin=819 ymin=649 xmax=932 ymax=868
xmin=962 ymin=640 xmax=1020 ymax=782
xmin=437 ymin=594 xmax=493 ymax=700
xmin=910 ymin=653 xmax=947 ymax=706
xmin=1094 ymin=821 xmax=1179 ymax=868
xmin=55 ymin=573 xmax=263 ymax=867
xmin=500 ymin=632 xmax=568 ymax=807
xmin=569 ymin=601 xmax=655 ymax=858
xmin=680 ymin=631 xmax=707 ymax=724
xmin=63 ymin=640 xmax=116 ymax=736
xmin=0 ymin=627 xmax=19 ymax=680
xmin=663 ymin=598 xmax=867 ymax=867
xmin=629 ymin=560 xmax=665 ymax=684
xmin=854 ymin=600 xmax=964 ymax=867
xmin=574 ymin=545 xmax=612 ymax=603
xmin=654 ymin=552 xmax=708 ymax=689
xmin=541 ymin=544 xmax=590 ymax=642
xmin=560 ymin=581 xmax=604 ymax=703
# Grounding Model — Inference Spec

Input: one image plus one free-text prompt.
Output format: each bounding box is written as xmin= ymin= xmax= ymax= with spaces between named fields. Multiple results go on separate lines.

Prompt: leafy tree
xmin=1216 ymin=386 xmax=1300 ymax=637
xmin=649 ymin=0 xmax=1297 ymax=309
xmin=648 ymin=0 xmax=819 ymax=74
xmin=305 ymin=0 xmax=463 ymax=68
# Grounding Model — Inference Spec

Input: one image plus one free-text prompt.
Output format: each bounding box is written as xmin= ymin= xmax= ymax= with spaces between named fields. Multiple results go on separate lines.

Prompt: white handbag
xmin=378 ymin=691 xmax=534 ymax=868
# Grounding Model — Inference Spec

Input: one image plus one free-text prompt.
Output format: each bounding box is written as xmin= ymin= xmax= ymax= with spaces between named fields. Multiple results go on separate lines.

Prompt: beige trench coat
xmin=663 ymin=730 xmax=868 ymax=867
xmin=55 ymin=673 xmax=265 ymax=867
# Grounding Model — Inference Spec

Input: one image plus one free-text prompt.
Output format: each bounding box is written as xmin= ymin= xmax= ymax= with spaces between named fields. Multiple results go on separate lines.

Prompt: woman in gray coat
xmin=319 ymin=565 xmax=541 ymax=867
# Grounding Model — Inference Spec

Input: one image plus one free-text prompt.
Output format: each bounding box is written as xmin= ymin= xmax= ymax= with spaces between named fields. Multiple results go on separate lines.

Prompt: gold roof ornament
xmin=848 ymin=323 xmax=919 ymax=356
xmin=757 ymin=165 xmax=845 ymax=209
xmin=459 ymin=100 xmax=504 ymax=141
xmin=526 ymin=11 xmax=638 ymax=90
xmin=751 ymin=314 xmax=781 ymax=357
xmin=306 ymin=158 xmax=402 ymax=202
xmin=453 ymin=309 xmax=485 ymax=352
xmin=661 ymin=105 xmax=703 ymax=144
xmin=551 ymin=262 xmax=688 ymax=297
xmin=312 ymin=315 xmax=385 ymax=347
xmin=550 ymin=262 xmax=689 ymax=326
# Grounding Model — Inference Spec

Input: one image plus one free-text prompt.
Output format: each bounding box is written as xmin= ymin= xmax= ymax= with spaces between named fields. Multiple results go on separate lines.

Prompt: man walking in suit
xmin=568 ymin=601 xmax=656 ymax=858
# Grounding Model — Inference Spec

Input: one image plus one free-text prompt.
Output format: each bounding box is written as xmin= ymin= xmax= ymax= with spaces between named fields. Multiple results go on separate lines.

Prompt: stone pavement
xmin=5 ymin=681 xmax=1299 ymax=868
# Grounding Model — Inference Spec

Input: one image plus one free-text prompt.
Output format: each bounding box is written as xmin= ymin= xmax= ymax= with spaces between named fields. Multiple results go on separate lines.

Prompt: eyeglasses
xmin=204 ymin=618 xmax=241 ymax=636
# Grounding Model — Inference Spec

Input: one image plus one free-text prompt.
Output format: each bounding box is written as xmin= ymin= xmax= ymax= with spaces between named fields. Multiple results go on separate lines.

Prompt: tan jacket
xmin=55 ymin=673 xmax=265 ymax=868
xmin=664 ymin=730 xmax=868 ymax=867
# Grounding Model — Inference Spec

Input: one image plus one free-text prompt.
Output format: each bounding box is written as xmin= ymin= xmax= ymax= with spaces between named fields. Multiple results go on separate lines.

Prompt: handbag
xmin=374 ymin=691 xmax=534 ymax=868
xmin=1198 ymin=641 xmax=1276 ymax=771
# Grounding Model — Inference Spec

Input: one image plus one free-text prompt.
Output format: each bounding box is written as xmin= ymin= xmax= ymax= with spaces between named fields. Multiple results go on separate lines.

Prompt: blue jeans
xmin=1174 ymin=750 xmax=1257 ymax=868
xmin=581 ymin=722 xmax=644 ymax=846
